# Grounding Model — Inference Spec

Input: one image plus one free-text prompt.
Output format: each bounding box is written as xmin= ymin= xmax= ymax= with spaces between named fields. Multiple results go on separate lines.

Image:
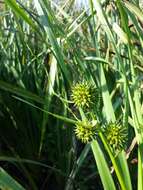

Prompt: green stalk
xmin=91 ymin=140 xmax=116 ymax=190
xmin=99 ymin=132 xmax=132 ymax=190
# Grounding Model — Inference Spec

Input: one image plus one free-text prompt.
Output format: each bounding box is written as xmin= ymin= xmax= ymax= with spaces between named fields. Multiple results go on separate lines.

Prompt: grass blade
xmin=5 ymin=0 xmax=37 ymax=31
xmin=91 ymin=140 xmax=116 ymax=190
xmin=33 ymin=0 xmax=71 ymax=85
xmin=99 ymin=133 xmax=132 ymax=190
xmin=0 ymin=167 xmax=25 ymax=190
xmin=100 ymin=64 xmax=116 ymax=122
xmin=0 ymin=80 xmax=44 ymax=104
xmin=115 ymin=151 xmax=132 ymax=190
xmin=138 ymin=144 xmax=143 ymax=190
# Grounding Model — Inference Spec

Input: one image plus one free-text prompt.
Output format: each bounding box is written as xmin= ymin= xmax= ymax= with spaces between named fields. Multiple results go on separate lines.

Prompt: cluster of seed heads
xmin=75 ymin=120 xmax=98 ymax=143
xmin=71 ymin=81 xmax=127 ymax=154
xmin=71 ymin=81 xmax=101 ymax=110
xmin=104 ymin=123 xmax=127 ymax=154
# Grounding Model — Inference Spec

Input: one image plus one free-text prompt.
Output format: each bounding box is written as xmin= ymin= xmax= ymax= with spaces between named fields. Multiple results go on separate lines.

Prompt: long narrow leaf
xmin=115 ymin=151 xmax=132 ymax=190
xmin=91 ymin=140 xmax=116 ymax=190
xmin=0 ymin=80 xmax=44 ymax=104
xmin=0 ymin=167 xmax=25 ymax=190
xmin=5 ymin=0 xmax=37 ymax=31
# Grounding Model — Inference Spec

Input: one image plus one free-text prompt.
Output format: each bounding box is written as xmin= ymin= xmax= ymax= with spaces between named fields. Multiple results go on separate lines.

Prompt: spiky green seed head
xmin=104 ymin=123 xmax=127 ymax=154
xmin=75 ymin=119 xmax=98 ymax=143
xmin=71 ymin=82 xmax=101 ymax=109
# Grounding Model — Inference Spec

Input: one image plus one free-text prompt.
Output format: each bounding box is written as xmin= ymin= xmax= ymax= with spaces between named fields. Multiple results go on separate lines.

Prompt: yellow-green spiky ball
xmin=104 ymin=123 xmax=127 ymax=154
xmin=75 ymin=120 xmax=98 ymax=143
xmin=71 ymin=82 xmax=99 ymax=109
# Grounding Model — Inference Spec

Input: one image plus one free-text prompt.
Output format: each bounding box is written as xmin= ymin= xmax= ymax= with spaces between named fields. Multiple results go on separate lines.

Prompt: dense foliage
xmin=0 ymin=0 xmax=143 ymax=189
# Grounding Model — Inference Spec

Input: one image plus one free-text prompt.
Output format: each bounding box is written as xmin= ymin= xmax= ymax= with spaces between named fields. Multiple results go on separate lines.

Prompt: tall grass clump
xmin=0 ymin=0 xmax=143 ymax=189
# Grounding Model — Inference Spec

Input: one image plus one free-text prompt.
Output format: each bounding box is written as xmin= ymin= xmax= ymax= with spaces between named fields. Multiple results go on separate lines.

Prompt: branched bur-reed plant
xmin=69 ymin=80 xmax=130 ymax=190
xmin=71 ymin=80 xmax=128 ymax=153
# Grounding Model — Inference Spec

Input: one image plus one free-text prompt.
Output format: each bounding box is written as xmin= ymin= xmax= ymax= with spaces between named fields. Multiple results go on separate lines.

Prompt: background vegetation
xmin=0 ymin=0 xmax=143 ymax=189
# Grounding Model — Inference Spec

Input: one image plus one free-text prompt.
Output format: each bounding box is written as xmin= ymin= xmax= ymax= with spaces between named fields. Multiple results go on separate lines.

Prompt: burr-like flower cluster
xmin=71 ymin=81 xmax=101 ymax=110
xmin=75 ymin=119 xmax=98 ymax=143
xmin=104 ymin=123 xmax=127 ymax=154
